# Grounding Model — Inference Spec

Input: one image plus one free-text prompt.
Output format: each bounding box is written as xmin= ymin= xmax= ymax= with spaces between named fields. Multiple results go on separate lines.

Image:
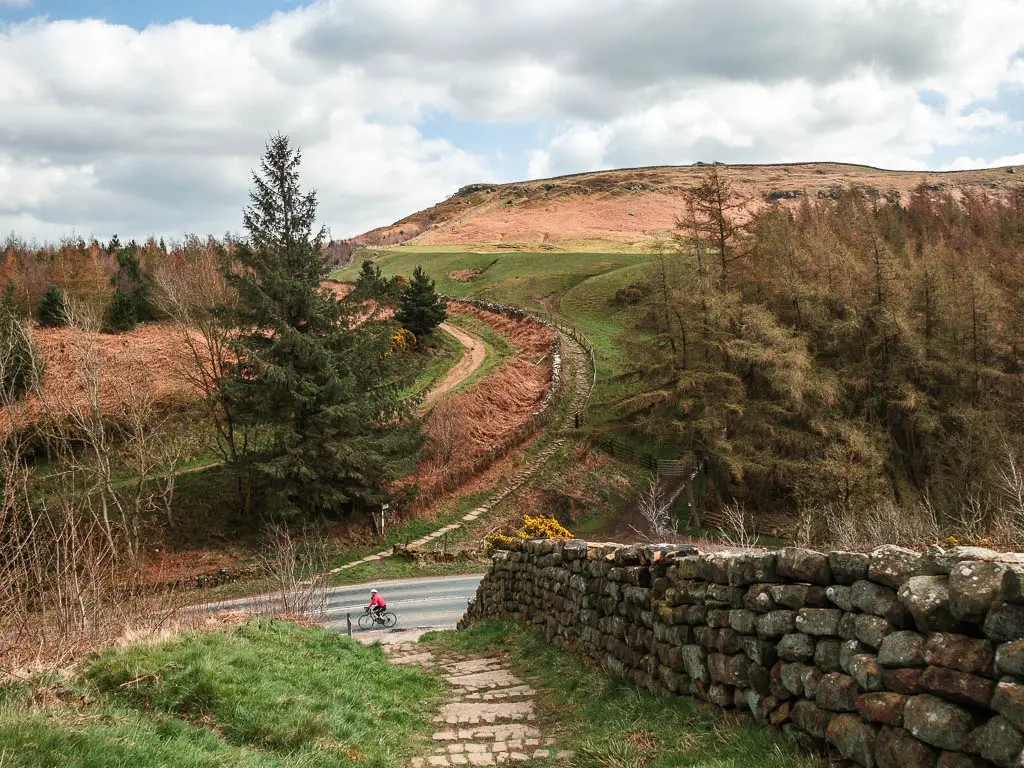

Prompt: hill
xmin=353 ymin=162 xmax=1021 ymax=251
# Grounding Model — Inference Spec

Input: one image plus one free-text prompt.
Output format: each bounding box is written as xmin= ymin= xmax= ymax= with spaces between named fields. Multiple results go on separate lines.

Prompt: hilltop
xmin=354 ymin=161 xmax=1020 ymax=252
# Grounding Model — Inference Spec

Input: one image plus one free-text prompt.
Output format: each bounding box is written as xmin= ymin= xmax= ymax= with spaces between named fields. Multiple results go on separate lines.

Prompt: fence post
xmin=346 ymin=613 xmax=352 ymax=637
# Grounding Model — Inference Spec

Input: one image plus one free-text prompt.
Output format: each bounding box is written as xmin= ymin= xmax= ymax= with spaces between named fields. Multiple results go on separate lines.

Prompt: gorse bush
xmin=486 ymin=515 xmax=574 ymax=553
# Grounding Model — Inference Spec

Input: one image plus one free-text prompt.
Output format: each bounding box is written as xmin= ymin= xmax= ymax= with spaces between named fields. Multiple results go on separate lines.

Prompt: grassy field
xmin=421 ymin=621 xmax=819 ymax=768
xmin=0 ymin=619 xmax=444 ymax=768
xmin=335 ymin=250 xmax=654 ymax=314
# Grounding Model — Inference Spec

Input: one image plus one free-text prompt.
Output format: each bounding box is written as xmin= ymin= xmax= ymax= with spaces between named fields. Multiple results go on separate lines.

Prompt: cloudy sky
xmin=1 ymin=0 xmax=1023 ymax=243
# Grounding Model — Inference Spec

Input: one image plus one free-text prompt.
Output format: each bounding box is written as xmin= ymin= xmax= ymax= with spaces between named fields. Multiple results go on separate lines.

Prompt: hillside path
xmin=419 ymin=322 xmax=487 ymax=412
xmin=387 ymin=643 xmax=573 ymax=766
xmin=325 ymin=328 xmax=591 ymax=577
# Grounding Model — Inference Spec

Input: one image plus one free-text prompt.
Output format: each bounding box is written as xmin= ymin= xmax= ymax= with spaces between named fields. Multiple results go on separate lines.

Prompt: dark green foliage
xmin=111 ymin=245 xmax=155 ymax=322
xmin=354 ymin=259 xmax=388 ymax=298
xmin=102 ymin=241 xmax=154 ymax=333
xmin=396 ymin=266 xmax=447 ymax=338
xmin=106 ymin=233 xmax=121 ymax=254
xmin=103 ymin=290 xmax=137 ymax=334
xmin=218 ymin=134 xmax=416 ymax=519
xmin=36 ymin=284 xmax=67 ymax=328
xmin=0 ymin=302 xmax=43 ymax=400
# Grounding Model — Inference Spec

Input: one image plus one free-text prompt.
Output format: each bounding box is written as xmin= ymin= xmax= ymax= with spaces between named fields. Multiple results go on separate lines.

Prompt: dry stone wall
xmin=460 ymin=539 xmax=1024 ymax=768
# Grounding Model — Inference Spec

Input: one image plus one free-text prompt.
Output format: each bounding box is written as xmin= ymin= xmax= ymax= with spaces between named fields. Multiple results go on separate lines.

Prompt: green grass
xmin=335 ymin=250 xmax=654 ymax=312
xmin=0 ymin=619 xmax=444 ymax=768
xmin=327 ymin=557 xmax=487 ymax=586
xmin=421 ymin=621 xmax=819 ymax=768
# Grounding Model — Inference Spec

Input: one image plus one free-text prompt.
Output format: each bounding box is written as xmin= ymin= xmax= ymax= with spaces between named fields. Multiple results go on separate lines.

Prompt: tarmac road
xmin=320 ymin=574 xmax=485 ymax=635
xmin=203 ymin=573 xmax=485 ymax=639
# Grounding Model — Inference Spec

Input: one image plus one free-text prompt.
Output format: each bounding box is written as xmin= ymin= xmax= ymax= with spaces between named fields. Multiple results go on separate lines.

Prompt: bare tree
xmin=632 ymin=474 xmax=682 ymax=541
xmin=152 ymin=239 xmax=260 ymax=513
xmin=719 ymin=502 xmax=757 ymax=550
xmin=254 ymin=523 xmax=328 ymax=619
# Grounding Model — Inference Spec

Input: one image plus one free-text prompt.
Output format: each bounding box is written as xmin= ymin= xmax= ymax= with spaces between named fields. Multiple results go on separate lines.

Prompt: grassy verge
xmin=326 ymin=557 xmax=487 ymax=586
xmin=421 ymin=620 xmax=819 ymax=768
xmin=0 ymin=619 xmax=444 ymax=768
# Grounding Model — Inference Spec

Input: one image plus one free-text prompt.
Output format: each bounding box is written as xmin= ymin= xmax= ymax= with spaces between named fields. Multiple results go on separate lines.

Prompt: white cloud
xmin=0 ymin=0 xmax=1023 ymax=241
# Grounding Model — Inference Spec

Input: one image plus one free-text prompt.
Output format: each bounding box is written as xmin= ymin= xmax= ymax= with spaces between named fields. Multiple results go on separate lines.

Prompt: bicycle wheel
xmin=357 ymin=612 xmax=375 ymax=631
xmin=381 ymin=611 xmax=397 ymax=628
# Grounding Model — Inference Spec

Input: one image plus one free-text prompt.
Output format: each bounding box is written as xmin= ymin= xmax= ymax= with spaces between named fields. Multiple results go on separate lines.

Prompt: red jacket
xmin=369 ymin=593 xmax=386 ymax=608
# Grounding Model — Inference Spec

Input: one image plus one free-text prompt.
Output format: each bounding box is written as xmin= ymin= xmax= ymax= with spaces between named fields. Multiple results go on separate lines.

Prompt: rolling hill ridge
xmin=354 ymin=161 xmax=1021 ymax=252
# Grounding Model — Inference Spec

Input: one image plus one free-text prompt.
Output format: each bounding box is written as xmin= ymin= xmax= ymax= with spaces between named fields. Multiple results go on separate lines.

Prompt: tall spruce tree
xmin=397 ymin=266 xmax=447 ymax=338
xmin=219 ymin=134 xmax=410 ymax=518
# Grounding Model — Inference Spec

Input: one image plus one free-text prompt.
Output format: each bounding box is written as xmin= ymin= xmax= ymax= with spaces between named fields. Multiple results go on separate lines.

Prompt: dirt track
xmin=419 ymin=322 xmax=486 ymax=412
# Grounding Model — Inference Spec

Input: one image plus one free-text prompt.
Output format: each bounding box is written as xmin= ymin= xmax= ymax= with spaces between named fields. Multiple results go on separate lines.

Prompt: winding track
xmin=418 ymin=321 xmax=487 ymax=412
xmin=327 ymin=327 xmax=594 ymax=576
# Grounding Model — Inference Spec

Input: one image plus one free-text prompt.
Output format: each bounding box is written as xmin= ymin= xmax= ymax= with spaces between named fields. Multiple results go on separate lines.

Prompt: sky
xmin=1 ymin=0 xmax=1023 ymax=243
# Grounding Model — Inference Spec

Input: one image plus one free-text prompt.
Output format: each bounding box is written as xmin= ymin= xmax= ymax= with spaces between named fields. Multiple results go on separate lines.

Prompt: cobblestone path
xmin=386 ymin=643 xmax=574 ymax=766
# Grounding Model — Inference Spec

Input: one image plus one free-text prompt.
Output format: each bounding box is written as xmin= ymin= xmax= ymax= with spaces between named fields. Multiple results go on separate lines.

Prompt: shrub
xmin=613 ymin=282 xmax=651 ymax=305
xmin=103 ymin=290 xmax=137 ymax=334
xmin=37 ymin=284 xmax=68 ymax=328
xmin=485 ymin=515 xmax=574 ymax=553
xmin=0 ymin=305 xmax=44 ymax=399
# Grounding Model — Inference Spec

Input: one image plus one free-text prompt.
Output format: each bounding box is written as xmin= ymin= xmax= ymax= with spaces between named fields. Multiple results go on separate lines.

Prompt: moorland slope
xmin=354 ymin=162 xmax=1020 ymax=251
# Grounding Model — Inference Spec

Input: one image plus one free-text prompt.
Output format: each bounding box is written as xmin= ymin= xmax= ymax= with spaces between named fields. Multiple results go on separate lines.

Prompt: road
xmin=320 ymin=573 xmax=485 ymax=636
xmin=202 ymin=573 xmax=485 ymax=639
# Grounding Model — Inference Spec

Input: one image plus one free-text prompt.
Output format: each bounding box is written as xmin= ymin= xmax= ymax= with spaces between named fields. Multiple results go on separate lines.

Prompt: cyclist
xmin=368 ymin=589 xmax=386 ymax=617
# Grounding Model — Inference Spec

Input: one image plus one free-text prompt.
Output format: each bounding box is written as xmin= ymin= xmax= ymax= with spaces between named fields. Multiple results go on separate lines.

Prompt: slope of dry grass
xmin=356 ymin=161 xmax=1022 ymax=251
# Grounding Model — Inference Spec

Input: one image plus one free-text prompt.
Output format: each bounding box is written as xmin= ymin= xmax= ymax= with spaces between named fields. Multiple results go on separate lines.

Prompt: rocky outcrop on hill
xmin=461 ymin=540 xmax=1024 ymax=767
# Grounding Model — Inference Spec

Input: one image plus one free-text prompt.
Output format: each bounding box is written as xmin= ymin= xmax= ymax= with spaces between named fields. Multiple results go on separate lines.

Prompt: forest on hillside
xmin=620 ymin=170 xmax=1024 ymax=547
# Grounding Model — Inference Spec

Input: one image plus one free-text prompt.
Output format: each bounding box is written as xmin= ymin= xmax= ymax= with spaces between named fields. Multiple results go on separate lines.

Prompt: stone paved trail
xmin=386 ymin=643 xmax=574 ymax=766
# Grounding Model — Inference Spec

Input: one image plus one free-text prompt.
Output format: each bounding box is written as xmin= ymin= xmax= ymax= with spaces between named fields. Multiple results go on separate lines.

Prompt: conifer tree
xmin=219 ymin=134 xmax=411 ymax=518
xmin=397 ymin=266 xmax=447 ymax=338
xmin=0 ymin=300 xmax=43 ymax=399
xmin=37 ymin=284 xmax=68 ymax=328
xmin=354 ymin=259 xmax=387 ymax=298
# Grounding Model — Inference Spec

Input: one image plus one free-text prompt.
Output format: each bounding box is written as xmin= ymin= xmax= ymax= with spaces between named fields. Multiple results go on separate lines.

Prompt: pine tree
xmin=354 ymin=259 xmax=387 ymax=298
xmin=37 ymin=284 xmax=68 ymax=328
xmin=104 ymin=290 xmax=137 ymax=333
xmin=397 ymin=266 xmax=447 ymax=338
xmin=218 ymin=134 xmax=412 ymax=518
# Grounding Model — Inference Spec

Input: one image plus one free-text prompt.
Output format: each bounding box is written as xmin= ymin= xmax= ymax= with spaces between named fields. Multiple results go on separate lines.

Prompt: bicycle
xmin=357 ymin=606 xmax=397 ymax=630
